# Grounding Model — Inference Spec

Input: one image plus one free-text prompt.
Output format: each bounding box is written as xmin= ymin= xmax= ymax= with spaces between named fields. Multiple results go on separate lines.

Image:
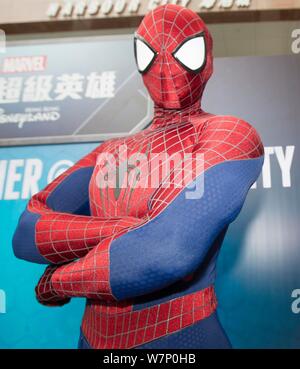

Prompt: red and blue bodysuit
xmin=13 ymin=5 xmax=264 ymax=349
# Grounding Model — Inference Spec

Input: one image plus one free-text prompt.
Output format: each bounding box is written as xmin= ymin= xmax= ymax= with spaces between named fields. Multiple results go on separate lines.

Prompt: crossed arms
xmin=13 ymin=118 xmax=264 ymax=305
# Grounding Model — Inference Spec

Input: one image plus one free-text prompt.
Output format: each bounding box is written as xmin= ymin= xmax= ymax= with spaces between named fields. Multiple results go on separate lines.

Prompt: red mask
xmin=135 ymin=4 xmax=213 ymax=110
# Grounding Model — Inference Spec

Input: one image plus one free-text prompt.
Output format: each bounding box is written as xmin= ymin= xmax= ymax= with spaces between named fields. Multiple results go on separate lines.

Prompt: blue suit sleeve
xmin=109 ymin=157 xmax=264 ymax=300
xmin=13 ymin=167 xmax=94 ymax=264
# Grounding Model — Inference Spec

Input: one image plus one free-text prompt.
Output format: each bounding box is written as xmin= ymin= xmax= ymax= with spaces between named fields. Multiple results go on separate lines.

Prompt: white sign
xmin=0 ymin=71 xmax=116 ymax=104
xmin=47 ymin=0 xmax=142 ymax=17
xmin=47 ymin=0 xmax=252 ymax=18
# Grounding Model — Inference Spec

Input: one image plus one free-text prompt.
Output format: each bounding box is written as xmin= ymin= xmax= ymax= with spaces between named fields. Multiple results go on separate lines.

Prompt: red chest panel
xmin=89 ymin=122 xmax=198 ymax=218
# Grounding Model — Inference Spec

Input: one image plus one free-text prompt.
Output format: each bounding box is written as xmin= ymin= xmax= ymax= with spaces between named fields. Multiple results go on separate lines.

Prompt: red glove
xmin=35 ymin=266 xmax=70 ymax=307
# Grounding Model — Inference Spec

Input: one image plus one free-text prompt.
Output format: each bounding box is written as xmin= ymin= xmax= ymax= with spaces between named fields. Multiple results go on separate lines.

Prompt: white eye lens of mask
xmin=135 ymin=38 xmax=156 ymax=73
xmin=173 ymin=35 xmax=206 ymax=73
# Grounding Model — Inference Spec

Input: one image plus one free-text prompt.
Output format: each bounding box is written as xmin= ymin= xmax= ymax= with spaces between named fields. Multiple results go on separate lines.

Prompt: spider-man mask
xmin=134 ymin=4 xmax=213 ymax=110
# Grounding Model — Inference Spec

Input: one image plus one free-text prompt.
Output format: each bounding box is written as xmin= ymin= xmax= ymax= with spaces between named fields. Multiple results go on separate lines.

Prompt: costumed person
xmin=13 ymin=4 xmax=264 ymax=349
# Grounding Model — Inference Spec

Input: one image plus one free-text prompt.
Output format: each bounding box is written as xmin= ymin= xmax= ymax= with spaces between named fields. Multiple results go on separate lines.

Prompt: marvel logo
xmin=1 ymin=55 xmax=47 ymax=73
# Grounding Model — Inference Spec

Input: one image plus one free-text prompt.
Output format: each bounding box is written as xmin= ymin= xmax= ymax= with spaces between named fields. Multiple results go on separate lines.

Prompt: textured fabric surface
xmin=137 ymin=4 xmax=213 ymax=110
xmin=110 ymin=158 xmax=263 ymax=300
xmin=13 ymin=167 xmax=94 ymax=264
xmin=13 ymin=146 xmax=139 ymax=265
xmin=78 ymin=312 xmax=231 ymax=349
xmin=13 ymin=4 xmax=264 ymax=349
xmin=13 ymin=210 xmax=48 ymax=264
xmin=81 ymin=286 xmax=217 ymax=349
xmin=78 ymin=329 xmax=91 ymax=349
xmin=136 ymin=312 xmax=231 ymax=349
xmin=46 ymin=167 xmax=94 ymax=215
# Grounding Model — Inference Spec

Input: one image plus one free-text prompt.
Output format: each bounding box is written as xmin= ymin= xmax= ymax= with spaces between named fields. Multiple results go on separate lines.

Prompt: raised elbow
xmin=12 ymin=209 xmax=48 ymax=264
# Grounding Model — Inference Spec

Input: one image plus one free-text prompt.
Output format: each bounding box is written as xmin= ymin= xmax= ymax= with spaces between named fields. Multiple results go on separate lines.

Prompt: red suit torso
xmin=82 ymin=111 xmax=262 ymax=349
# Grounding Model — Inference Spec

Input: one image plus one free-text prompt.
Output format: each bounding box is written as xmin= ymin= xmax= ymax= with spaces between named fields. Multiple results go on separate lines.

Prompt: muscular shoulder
xmin=196 ymin=114 xmax=264 ymax=162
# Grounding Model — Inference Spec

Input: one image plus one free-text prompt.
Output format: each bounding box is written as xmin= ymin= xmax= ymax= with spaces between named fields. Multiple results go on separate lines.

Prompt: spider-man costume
xmin=13 ymin=4 xmax=264 ymax=349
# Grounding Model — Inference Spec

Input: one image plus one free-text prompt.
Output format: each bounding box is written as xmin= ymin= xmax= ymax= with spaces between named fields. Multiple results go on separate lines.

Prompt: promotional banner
xmin=205 ymin=54 xmax=300 ymax=348
xmin=0 ymin=36 xmax=150 ymax=146
xmin=0 ymin=35 xmax=299 ymax=348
